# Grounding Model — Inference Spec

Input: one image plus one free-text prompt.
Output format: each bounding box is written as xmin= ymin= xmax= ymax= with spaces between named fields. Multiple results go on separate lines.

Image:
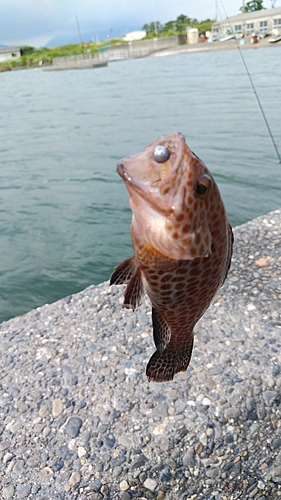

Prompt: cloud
xmin=0 ymin=0 xmax=255 ymax=47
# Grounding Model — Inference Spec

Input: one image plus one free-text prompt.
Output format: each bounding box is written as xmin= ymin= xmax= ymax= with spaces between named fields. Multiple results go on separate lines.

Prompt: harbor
xmin=1 ymin=32 xmax=281 ymax=73
xmin=41 ymin=36 xmax=281 ymax=71
xmin=150 ymin=34 xmax=281 ymax=57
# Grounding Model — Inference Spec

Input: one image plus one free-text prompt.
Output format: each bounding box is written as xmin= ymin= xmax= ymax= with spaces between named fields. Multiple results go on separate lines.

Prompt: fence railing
xmin=52 ymin=36 xmax=180 ymax=66
xmin=53 ymin=51 xmax=108 ymax=66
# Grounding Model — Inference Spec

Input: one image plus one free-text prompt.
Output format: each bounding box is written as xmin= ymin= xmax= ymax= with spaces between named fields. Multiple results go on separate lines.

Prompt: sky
xmin=0 ymin=0 xmax=278 ymax=47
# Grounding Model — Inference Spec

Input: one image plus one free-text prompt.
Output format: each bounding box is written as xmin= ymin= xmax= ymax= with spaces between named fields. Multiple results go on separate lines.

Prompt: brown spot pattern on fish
xmin=111 ymin=132 xmax=233 ymax=382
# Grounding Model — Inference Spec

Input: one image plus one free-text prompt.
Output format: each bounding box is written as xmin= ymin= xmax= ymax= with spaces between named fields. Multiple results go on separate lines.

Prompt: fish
xmin=110 ymin=132 xmax=233 ymax=382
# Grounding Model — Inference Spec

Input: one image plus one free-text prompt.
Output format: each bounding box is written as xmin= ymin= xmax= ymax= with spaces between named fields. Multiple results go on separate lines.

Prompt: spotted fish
xmin=110 ymin=132 xmax=233 ymax=382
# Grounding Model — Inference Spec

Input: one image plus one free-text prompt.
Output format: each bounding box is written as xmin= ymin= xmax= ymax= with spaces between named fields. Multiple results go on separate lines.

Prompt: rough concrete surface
xmin=0 ymin=209 xmax=280 ymax=500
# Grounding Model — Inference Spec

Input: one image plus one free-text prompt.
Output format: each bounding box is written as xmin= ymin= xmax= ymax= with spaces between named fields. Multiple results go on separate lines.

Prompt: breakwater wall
xmin=0 ymin=209 xmax=280 ymax=499
xmin=52 ymin=36 xmax=180 ymax=67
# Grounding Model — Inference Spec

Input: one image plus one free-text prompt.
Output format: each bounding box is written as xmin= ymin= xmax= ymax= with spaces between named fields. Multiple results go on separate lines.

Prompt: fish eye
xmin=153 ymin=145 xmax=171 ymax=163
xmin=195 ymin=176 xmax=211 ymax=198
xmin=196 ymin=182 xmax=208 ymax=195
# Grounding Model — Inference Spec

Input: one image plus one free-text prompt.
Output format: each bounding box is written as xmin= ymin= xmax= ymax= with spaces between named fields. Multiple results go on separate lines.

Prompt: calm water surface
xmin=1 ymin=46 xmax=281 ymax=322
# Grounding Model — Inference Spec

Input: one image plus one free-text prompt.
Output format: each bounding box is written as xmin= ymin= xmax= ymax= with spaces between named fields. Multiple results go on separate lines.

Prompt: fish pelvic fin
xmin=152 ymin=307 xmax=171 ymax=356
xmin=146 ymin=337 xmax=194 ymax=382
xmin=110 ymin=257 xmax=136 ymax=286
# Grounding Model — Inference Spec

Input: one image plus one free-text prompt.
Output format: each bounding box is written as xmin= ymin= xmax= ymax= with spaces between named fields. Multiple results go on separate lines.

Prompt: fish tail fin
xmin=146 ymin=337 xmax=194 ymax=382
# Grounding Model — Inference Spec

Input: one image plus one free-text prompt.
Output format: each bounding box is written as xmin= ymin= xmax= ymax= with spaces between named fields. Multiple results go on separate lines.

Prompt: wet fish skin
xmin=111 ymin=132 xmax=233 ymax=382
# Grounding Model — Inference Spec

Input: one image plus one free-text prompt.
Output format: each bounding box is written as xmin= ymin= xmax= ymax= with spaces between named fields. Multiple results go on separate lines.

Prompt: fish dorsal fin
xmin=222 ymin=223 xmax=234 ymax=284
xmin=110 ymin=257 xmax=136 ymax=285
xmin=123 ymin=268 xmax=144 ymax=311
xmin=152 ymin=307 xmax=171 ymax=356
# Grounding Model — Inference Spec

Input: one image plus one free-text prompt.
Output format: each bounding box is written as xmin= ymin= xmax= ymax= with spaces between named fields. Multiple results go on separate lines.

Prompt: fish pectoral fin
xmin=152 ymin=307 xmax=171 ymax=355
xmin=123 ymin=268 xmax=144 ymax=311
xmin=110 ymin=256 xmax=136 ymax=286
xmin=146 ymin=337 xmax=194 ymax=382
xmin=110 ymin=257 xmax=144 ymax=310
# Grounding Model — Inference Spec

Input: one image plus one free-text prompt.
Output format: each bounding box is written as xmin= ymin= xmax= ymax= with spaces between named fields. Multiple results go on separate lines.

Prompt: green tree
xmin=162 ymin=20 xmax=177 ymax=35
xmin=240 ymin=0 xmax=264 ymax=13
xmin=142 ymin=22 xmax=163 ymax=36
xmin=142 ymin=14 xmax=215 ymax=39
xmin=20 ymin=46 xmax=35 ymax=56
xmin=174 ymin=14 xmax=200 ymax=34
xmin=196 ymin=19 xmax=214 ymax=34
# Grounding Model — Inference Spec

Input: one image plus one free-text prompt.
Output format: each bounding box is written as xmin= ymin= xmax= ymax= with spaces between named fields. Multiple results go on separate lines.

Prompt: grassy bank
xmin=0 ymin=40 xmax=122 ymax=72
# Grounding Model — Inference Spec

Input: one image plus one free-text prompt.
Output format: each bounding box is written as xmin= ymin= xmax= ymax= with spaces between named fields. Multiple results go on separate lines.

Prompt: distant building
xmin=122 ymin=31 xmax=146 ymax=42
xmin=187 ymin=28 xmax=199 ymax=45
xmin=212 ymin=7 xmax=281 ymax=37
xmin=0 ymin=46 xmax=21 ymax=62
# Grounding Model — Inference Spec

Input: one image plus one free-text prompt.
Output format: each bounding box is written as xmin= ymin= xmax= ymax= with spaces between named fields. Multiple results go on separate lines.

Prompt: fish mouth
xmin=117 ymin=132 xmax=186 ymax=215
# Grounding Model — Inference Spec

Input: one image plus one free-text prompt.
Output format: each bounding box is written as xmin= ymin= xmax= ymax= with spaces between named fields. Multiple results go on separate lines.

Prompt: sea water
xmin=0 ymin=45 xmax=280 ymax=322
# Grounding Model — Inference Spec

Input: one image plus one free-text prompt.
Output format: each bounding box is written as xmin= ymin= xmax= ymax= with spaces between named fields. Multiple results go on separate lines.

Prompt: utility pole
xmin=75 ymin=14 xmax=83 ymax=46
xmin=154 ymin=21 xmax=158 ymax=38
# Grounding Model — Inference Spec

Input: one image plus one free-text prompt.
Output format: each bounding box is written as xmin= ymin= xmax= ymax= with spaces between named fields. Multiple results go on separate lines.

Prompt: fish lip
xmin=117 ymin=160 xmax=173 ymax=216
xmin=117 ymin=160 xmax=129 ymax=181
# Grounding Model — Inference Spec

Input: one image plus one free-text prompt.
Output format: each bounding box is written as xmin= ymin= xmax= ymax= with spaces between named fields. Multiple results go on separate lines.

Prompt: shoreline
xmin=1 ymin=37 xmax=280 ymax=73
xmin=150 ymin=36 xmax=281 ymax=57
xmin=0 ymin=208 xmax=280 ymax=499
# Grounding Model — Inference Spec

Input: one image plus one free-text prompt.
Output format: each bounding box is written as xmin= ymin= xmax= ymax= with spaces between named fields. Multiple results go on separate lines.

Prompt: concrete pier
xmin=0 ymin=209 xmax=280 ymax=499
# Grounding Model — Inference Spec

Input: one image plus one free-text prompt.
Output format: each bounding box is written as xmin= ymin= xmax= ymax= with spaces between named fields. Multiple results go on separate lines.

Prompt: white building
xmin=0 ymin=46 xmax=21 ymax=62
xmin=212 ymin=7 xmax=281 ymax=37
xmin=122 ymin=31 xmax=146 ymax=42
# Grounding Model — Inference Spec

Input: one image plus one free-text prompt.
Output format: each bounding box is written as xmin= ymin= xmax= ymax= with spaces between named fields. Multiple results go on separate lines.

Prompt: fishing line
xmin=215 ymin=0 xmax=224 ymax=23
xmin=220 ymin=1 xmax=281 ymax=163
